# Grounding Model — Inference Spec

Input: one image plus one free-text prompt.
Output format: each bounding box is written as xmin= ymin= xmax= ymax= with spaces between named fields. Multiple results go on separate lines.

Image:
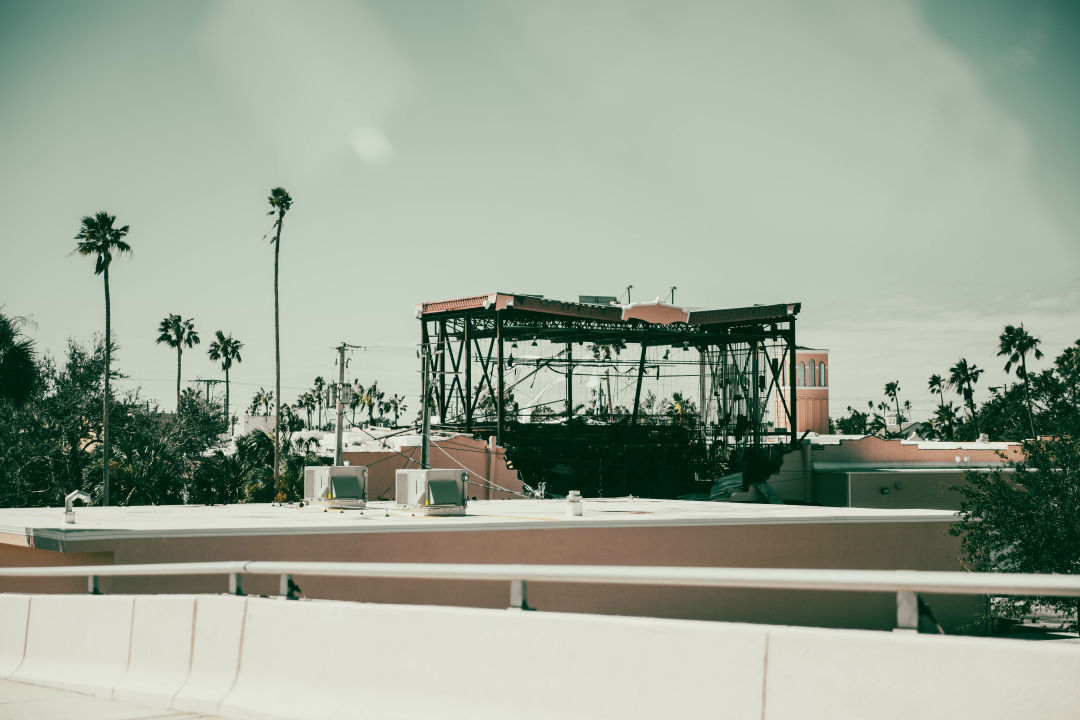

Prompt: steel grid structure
xmin=417 ymin=293 xmax=801 ymax=497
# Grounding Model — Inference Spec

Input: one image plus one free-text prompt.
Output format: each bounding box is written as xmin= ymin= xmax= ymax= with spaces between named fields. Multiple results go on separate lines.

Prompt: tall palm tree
xmin=267 ymin=187 xmax=293 ymax=499
xmin=928 ymin=374 xmax=946 ymax=410
xmin=349 ymin=381 xmax=365 ymax=424
xmin=389 ymin=393 xmax=407 ymax=426
xmin=296 ymin=391 xmax=316 ymax=428
xmin=933 ymin=402 xmax=959 ymax=440
xmin=997 ymin=324 xmax=1043 ymax=438
xmin=883 ymin=381 xmax=901 ymax=421
xmin=0 ymin=312 xmax=38 ymax=406
xmin=365 ymin=381 xmax=384 ymax=425
xmin=313 ymin=376 xmax=326 ymax=428
xmin=155 ymin=314 xmax=200 ymax=408
xmin=75 ymin=211 xmax=131 ymax=506
xmin=948 ymin=358 xmax=984 ymax=436
xmin=208 ymin=330 xmax=243 ymax=432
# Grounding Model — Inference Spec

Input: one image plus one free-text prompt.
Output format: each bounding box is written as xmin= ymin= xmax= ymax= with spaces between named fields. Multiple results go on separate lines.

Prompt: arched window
xmin=798 ymin=362 xmax=806 ymax=386
xmin=809 ymin=360 xmax=818 ymax=387
xmin=819 ymin=363 xmax=827 ymax=387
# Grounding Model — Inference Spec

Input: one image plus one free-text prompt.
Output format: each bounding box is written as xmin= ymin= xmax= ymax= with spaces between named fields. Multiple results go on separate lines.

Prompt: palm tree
xmin=74 ymin=211 xmax=131 ymax=506
xmin=296 ymin=391 xmax=316 ymax=428
xmin=313 ymin=376 xmax=326 ymax=428
xmin=934 ymin=401 xmax=959 ymax=440
xmin=389 ymin=393 xmax=407 ymax=426
xmin=365 ymin=381 xmax=384 ymax=425
xmin=948 ymin=358 xmax=984 ymax=436
xmin=883 ymin=381 xmax=901 ymax=421
xmin=928 ymin=374 xmax=946 ymax=410
xmin=349 ymin=381 xmax=365 ymax=424
xmin=0 ymin=312 xmax=38 ymax=406
xmin=208 ymin=330 xmax=243 ymax=432
xmin=997 ymin=324 xmax=1043 ymax=438
xmin=155 ymin=314 xmax=200 ymax=407
xmin=267 ymin=187 xmax=293 ymax=499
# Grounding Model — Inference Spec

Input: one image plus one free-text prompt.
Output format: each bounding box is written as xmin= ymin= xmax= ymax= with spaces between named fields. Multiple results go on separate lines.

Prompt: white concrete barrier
xmin=12 ymin=594 xmax=134 ymax=697
xmin=5 ymin=591 xmax=1080 ymax=719
xmin=112 ymin=595 xmax=196 ymax=706
xmin=763 ymin=625 xmax=1080 ymax=719
xmin=171 ymin=595 xmax=248 ymax=715
xmin=0 ymin=594 xmax=29 ymax=677
xmin=219 ymin=598 xmax=769 ymax=720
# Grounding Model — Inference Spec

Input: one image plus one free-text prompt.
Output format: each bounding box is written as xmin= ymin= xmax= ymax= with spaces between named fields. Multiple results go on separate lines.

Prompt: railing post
xmin=229 ymin=572 xmax=244 ymax=596
xmin=87 ymin=575 xmax=100 ymax=595
xmin=279 ymin=573 xmax=301 ymax=600
xmin=509 ymin=579 xmax=533 ymax=610
xmin=896 ymin=590 xmax=918 ymax=632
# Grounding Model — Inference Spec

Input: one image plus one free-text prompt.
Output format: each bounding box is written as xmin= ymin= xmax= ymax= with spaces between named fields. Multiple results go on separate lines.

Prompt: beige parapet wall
xmin=1 ymin=593 xmax=1078 ymax=719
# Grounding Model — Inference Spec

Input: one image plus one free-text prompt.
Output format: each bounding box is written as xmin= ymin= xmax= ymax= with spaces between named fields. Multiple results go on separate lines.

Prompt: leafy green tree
xmin=208 ymin=330 xmax=243 ymax=432
xmin=949 ymin=358 xmax=984 ymax=437
xmin=155 ymin=314 xmax=200 ymax=408
xmin=997 ymin=324 xmax=1043 ymax=439
xmin=0 ymin=312 xmax=38 ymax=406
xmin=74 ymin=211 xmax=131 ymax=506
xmin=950 ymin=436 xmax=1080 ymax=633
xmin=832 ymin=405 xmax=869 ymax=434
xmin=267 ymin=187 xmax=293 ymax=500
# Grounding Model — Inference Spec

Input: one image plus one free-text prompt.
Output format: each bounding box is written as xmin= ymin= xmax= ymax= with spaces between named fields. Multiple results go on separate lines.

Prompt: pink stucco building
xmin=773 ymin=347 xmax=829 ymax=435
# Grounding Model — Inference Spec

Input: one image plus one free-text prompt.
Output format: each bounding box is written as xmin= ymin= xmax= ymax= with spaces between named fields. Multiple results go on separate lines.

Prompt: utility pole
xmin=335 ymin=342 xmax=346 ymax=466
xmin=331 ymin=342 xmax=362 ymax=467
xmin=193 ymin=378 xmax=224 ymax=403
xmin=670 ymin=286 xmax=677 ymax=304
xmin=420 ymin=326 xmax=431 ymax=469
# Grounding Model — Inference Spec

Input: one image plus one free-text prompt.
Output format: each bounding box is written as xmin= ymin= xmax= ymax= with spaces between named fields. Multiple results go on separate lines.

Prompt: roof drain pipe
xmin=65 ymin=490 xmax=91 ymax=524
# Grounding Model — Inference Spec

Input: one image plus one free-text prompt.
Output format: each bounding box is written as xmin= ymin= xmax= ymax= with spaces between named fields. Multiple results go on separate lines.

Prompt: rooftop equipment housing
xmin=395 ymin=469 xmax=468 ymax=516
xmin=304 ymin=466 xmax=368 ymax=508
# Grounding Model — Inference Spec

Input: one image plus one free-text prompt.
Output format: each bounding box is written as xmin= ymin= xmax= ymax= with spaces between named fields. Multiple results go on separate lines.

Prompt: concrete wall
xmin=3 ymin=593 xmax=1078 ymax=719
xmin=0 ymin=517 xmax=978 ymax=633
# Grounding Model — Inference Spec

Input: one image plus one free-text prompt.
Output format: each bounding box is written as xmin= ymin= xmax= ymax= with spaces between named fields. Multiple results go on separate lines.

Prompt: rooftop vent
xmin=395 ymin=469 xmax=468 ymax=516
xmin=305 ymin=466 xmax=368 ymax=508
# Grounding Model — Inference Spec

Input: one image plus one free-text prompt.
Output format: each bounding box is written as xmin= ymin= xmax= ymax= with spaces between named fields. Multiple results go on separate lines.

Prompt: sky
xmin=1 ymin=0 xmax=1078 ymax=421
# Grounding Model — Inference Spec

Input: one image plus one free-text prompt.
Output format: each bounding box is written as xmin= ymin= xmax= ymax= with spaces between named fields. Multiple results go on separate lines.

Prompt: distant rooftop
xmin=0 ymin=498 xmax=955 ymax=551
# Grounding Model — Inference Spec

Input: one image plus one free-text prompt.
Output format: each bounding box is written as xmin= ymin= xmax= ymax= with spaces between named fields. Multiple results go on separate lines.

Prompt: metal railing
xmin=2 ymin=561 xmax=1079 ymax=631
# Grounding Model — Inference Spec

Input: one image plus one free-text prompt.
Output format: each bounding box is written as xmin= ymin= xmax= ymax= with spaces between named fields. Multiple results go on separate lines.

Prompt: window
xmin=819 ymin=363 xmax=827 ymax=387
xmin=798 ymin=362 xmax=806 ymax=386
xmin=808 ymin=360 xmax=816 ymax=387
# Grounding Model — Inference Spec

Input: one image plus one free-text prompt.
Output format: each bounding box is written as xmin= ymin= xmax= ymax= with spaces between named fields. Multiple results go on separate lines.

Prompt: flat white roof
xmin=0 ymin=498 xmax=957 ymax=547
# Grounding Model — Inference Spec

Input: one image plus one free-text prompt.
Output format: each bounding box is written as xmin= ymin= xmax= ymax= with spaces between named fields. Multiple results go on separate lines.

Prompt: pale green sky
xmin=1 ymin=0 xmax=1078 ymax=418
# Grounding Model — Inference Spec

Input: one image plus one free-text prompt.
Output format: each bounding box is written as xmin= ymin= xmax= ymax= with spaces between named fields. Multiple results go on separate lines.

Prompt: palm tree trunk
xmin=224 ymin=367 xmax=230 ymax=434
xmin=176 ymin=347 xmax=182 ymax=408
xmin=273 ymin=214 xmax=283 ymax=499
xmin=102 ymin=265 xmax=111 ymax=506
xmin=1020 ymin=355 xmax=1037 ymax=438
xmin=967 ymin=383 xmax=980 ymax=435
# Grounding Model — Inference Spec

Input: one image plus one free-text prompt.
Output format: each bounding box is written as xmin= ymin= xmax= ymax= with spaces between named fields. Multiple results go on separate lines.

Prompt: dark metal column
xmin=495 ymin=310 xmax=504 ymax=446
xmin=632 ymin=343 xmax=647 ymax=423
xmin=788 ymin=323 xmax=798 ymax=448
xmin=420 ymin=322 xmax=431 ymax=469
xmin=437 ymin=320 xmax=447 ymax=421
xmin=565 ymin=342 xmax=573 ymax=422
xmin=464 ymin=318 xmax=472 ymax=433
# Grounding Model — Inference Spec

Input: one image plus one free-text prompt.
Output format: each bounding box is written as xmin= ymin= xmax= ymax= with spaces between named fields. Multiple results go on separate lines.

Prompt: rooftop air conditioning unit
xmin=305 ymin=465 xmax=368 ymax=508
xmin=395 ymin=469 xmax=467 ymax=516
